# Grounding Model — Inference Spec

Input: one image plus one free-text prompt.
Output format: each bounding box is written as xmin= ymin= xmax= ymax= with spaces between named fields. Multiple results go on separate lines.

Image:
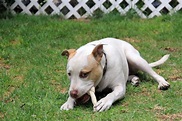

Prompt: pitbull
xmin=60 ymin=38 xmax=170 ymax=112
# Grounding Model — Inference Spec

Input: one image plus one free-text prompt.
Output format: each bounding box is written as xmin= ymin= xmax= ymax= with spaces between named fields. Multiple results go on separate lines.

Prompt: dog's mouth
xmin=75 ymin=93 xmax=90 ymax=105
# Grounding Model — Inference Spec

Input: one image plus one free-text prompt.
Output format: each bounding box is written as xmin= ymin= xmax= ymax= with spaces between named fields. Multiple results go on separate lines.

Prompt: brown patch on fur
xmin=83 ymin=54 xmax=102 ymax=83
xmin=92 ymin=44 xmax=103 ymax=62
xmin=78 ymin=44 xmax=104 ymax=83
xmin=62 ymin=49 xmax=76 ymax=60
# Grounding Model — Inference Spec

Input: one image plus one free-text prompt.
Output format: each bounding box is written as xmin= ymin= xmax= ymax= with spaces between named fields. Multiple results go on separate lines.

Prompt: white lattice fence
xmin=4 ymin=0 xmax=182 ymax=19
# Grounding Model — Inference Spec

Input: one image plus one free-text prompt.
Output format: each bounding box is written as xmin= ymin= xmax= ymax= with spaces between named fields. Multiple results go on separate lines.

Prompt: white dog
xmin=60 ymin=38 xmax=170 ymax=112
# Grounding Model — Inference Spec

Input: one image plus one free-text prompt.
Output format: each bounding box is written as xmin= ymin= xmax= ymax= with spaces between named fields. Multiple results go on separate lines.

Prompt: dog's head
xmin=62 ymin=44 xmax=104 ymax=100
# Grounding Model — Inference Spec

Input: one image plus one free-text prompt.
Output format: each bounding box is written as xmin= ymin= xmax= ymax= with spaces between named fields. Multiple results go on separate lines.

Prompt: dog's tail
xmin=149 ymin=54 xmax=170 ymax=68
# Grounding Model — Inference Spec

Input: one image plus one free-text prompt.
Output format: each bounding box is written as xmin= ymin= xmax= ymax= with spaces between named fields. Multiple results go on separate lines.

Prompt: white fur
xmin=60 ymin=38 xmax=170 ymax=112
xmin=149 ymin=54 xmax=170 ymax=67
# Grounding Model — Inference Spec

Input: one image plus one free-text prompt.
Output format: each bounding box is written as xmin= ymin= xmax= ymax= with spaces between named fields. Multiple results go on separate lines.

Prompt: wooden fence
xmin=3 ymin=0 xmax=182 ymax=19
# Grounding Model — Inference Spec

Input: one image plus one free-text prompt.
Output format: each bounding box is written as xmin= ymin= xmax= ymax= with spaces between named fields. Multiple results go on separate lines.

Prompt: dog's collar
xmin=103 ymin=52 xmax=107 ymax=77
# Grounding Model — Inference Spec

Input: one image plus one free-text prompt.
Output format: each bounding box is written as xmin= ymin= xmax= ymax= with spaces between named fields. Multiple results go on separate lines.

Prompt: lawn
xmin=0 ymin=12 xmax=182 ymax=121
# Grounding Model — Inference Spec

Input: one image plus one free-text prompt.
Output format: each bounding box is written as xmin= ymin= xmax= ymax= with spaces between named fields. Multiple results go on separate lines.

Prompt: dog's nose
xmin=70 ymin=90 xmax=78 ymax=98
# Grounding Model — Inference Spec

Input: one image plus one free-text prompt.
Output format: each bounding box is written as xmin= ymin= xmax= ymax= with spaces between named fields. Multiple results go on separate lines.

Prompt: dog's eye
xmin=68 ymin=72 xmax=71 ymax=76
xmin=79 ymin=71 xmax=90 ymax=78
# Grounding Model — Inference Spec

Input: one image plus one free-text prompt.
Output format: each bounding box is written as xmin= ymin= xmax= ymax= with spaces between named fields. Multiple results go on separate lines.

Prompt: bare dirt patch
xmin=156 ymin=69 xmax=165 ymax=75
xmin=0 ymin=75 xmax=24 ymax=102
xmin=1 ymin=86 xmax=15 ymax=101
xmin=164 ymin=47 xmax=180 ymax=52
xmin=0 ymin=58 xmax=10 ymax=69
xmin=10 ymin=39 xmax=22 ymax=46
xmin=168 ymin=75 xmax=182 ymax=81
xmin=153 ymin=104 xmax=165 ymax=113
xmin=158 ymin=113 xmax=182 ymax=121
xmin=50 ymin=80 xmax=67 ymax=94
xmin=153 ymin=104 xmax=182 ymax=121
xmin=168 ymin=69 xmax=182 ymax=81
xmin=140 ymin=88 xmax=151 ymax=96
xmin=0 ymin=112 xmax=5 ymax=119
xmin=123 ymin=38 xmax=141 ymax=43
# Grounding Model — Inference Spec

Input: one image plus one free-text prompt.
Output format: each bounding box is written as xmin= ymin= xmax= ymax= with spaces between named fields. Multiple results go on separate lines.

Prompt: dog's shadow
xmin=77 ymin=72 xmax=155 ymax=109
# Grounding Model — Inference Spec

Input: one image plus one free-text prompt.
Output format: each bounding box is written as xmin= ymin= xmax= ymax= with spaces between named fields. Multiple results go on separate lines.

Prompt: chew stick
xmin=88 ymin=87 xmax=97 ymax=106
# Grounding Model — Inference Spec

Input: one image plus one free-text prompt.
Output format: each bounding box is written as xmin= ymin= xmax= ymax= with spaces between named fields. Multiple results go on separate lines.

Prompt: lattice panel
xmin=6 ymin=0 xmax=182 ymax=19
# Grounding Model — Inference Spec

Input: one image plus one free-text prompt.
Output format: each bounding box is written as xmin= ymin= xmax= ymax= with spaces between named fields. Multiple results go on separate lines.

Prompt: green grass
xmin=0 ymin=12 xmax=182 ymax=121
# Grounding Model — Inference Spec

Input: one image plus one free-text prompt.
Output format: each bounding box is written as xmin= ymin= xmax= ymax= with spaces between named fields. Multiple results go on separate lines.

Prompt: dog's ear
xmin=92 ymin=44 xmax=103 ymax=62
xmin=62 ymin=49 xmax=76 ymax=59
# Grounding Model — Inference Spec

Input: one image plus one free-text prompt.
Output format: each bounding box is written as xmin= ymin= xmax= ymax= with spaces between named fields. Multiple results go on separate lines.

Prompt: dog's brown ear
xmin=92 ymin=44 xmax=103 ymax=62
xmin=62 ymin=49 xmax=76 ymax=59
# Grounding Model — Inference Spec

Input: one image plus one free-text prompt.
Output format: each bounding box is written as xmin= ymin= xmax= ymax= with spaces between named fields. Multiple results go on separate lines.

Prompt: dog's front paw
xmin=158 ymin=81 xmax=170 ymax=90
xmin=94 ymin=98 xmax=112 ymax=112
xmin=60 ymin=101 xmax=74 ymax=111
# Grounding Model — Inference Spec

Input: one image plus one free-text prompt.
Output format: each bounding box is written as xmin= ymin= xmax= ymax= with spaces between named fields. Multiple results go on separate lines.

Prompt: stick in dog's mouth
xmin=87 ymin=87 xmax=97 ymax=106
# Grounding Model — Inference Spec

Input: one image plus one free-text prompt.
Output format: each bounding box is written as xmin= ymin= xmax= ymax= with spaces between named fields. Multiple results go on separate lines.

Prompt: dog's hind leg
xmin=126 ymin=51 xmax=170 ymax=90
xmin=128 ymin=75 xmax=140 ymax=86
